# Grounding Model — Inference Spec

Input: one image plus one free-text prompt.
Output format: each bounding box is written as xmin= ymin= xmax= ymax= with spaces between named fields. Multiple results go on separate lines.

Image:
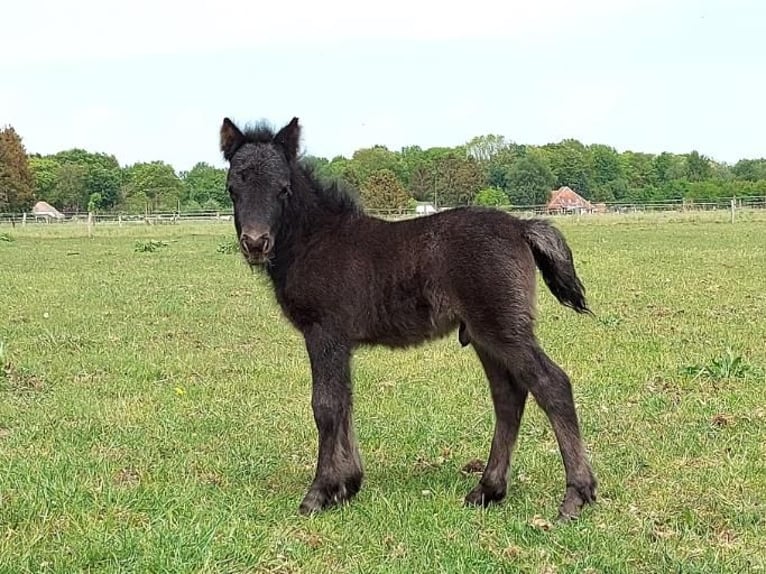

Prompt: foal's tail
xmin=521 ymin=219 xmax=593 ymax=315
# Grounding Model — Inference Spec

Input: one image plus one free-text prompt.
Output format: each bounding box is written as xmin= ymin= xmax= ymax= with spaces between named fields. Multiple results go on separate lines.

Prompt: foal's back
xmin=296 ymin=207 xmax=536 ymax=348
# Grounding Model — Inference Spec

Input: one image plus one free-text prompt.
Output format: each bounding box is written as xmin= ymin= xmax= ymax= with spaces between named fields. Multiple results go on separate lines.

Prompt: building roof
xmin=546 ymin=186 xmax=593 ymax=210
xmin=32 ymin=201 xmax=64 ymax=218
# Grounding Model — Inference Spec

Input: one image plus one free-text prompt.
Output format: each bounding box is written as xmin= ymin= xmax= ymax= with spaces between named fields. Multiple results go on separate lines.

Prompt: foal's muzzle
xmin=240 ymin=231 xmax=273 ymax=263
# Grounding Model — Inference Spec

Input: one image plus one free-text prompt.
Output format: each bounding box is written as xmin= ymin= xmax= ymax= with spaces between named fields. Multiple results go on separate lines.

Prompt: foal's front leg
xmin=299 ymin=327 xmax=363 ymax=515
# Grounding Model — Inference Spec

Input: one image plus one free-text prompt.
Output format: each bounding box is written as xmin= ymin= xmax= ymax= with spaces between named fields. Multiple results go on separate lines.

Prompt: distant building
xmin=415 ymin=202 xmax=437 ymax=215
xmin=32 ymin=201 xmax=64 ymax=220
xmin=546 ymin=186 xmax=594 ymax=214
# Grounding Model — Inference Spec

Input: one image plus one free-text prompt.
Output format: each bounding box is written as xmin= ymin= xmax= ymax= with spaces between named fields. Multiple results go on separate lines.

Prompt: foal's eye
xmin=279 ymin=184 xmax=291 ymax=199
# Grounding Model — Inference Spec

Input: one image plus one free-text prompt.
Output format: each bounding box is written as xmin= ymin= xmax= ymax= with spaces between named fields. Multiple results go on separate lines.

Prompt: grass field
xmin=1 ymin=212 xmax=765 ymax=573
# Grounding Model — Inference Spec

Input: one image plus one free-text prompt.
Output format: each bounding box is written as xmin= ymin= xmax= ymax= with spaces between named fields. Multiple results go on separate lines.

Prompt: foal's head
xmin=219 ymin=117 xmax=301 ymax=265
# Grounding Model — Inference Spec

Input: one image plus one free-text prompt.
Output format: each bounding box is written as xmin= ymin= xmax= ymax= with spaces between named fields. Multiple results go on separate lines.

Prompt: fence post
xmin=730 ymin=198 xmax=735 ymax=224
xmin=22 ymin=213 xmax=27 ymax=227
xmin=87 ymin=211 xmax=94 ymax=237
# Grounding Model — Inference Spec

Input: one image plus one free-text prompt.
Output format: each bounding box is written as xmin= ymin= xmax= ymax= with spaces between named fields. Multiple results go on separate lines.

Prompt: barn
xmin=32 ymin=201 xmax=64 ymax=220
xmin=546 ymin=186 xmax=594 ymax=214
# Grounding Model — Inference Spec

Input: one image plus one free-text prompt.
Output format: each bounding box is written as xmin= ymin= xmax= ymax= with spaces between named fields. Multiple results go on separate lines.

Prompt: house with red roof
xmin=546 ymin=186 xmax=594 ymax=214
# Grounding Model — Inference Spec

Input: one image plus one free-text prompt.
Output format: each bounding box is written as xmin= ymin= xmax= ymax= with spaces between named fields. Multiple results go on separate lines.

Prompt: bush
xmin=182 ymin=200 xmax=204 ymax=213
xmin=474 ymin=188 xmax=509 ymax=207
xmin=134 ymin=239 xmax=169 ymax=253
xmin=202 ymin=199 xmax=222 ymax=212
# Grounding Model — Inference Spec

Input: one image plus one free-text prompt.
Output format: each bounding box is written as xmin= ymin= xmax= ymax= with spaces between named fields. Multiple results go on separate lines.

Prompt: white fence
xmin=2 ymin=196 xmax=766 ymax=227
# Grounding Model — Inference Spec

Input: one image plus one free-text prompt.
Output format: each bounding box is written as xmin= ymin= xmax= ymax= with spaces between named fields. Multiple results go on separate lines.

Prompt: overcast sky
xmin=1 ymin=0 xmax=763 ymax=171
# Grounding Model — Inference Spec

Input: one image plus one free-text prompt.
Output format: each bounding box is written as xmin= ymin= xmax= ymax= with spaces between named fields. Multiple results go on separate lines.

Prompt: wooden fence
xmin=2 ymin=196 xmax=766 ymax=227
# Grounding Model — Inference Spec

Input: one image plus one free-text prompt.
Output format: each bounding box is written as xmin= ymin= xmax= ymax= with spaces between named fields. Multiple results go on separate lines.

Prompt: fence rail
xmin=2 ymin=196 xmax=766 ymax=226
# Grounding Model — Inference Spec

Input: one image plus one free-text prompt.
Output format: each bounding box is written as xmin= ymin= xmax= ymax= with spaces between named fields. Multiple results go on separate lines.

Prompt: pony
xmin=219 ymin=116 xmax=597 ymax=520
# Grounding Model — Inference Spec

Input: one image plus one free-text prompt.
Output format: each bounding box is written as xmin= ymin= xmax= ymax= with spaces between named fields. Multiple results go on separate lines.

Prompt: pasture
xmin=1 ymin=212 xmax=765 ymax=573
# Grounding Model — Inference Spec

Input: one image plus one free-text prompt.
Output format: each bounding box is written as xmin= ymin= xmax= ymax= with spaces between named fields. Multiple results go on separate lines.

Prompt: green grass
xmin=1 ymin=214 xmax=765 ymax=573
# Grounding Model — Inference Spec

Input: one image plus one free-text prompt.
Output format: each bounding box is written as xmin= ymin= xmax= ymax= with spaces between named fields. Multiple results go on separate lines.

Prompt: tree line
xmin=2 ymin=124 xmax=766 ymax=214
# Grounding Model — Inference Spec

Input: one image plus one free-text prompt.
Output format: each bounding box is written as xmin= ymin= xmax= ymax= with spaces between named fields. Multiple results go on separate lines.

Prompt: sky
xmin=1 ymin=0 xmax=764 ymax=171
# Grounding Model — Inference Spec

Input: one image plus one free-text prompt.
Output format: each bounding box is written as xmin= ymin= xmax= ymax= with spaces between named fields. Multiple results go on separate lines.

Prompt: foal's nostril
xmin=240 ymin=233 xmax=271 ymax=256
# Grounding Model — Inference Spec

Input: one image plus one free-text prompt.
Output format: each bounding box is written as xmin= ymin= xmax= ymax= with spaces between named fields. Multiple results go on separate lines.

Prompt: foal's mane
xmin=240 ymin=121 xmax=280 ymax=146
xmin=240 ymin=121 xmax=363 ymax=217
xmin=299 ymin=164 xmax=363 ymax=216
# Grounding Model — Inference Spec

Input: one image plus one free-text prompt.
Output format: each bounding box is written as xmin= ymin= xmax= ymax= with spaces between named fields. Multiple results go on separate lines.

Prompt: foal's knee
xmin=312 ymin=389 xmax=348 ymax=426
xmin=312 ymin=401 xmax=341 ymax=432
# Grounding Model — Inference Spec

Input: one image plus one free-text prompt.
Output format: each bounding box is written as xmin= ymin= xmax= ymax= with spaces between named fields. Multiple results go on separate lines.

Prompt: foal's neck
xmin=266 ymin=169 xmax=358 ymax=285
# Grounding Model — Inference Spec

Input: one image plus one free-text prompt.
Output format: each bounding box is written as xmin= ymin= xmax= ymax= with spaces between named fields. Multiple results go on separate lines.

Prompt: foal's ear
xmin=220 ymin=117 xmax=245 ymax=161
xmin=274 ymin=117 xmax=301 ymax=162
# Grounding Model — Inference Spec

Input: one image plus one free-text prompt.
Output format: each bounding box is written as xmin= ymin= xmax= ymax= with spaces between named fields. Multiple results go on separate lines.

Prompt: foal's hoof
xmin=556 ymin=481 xmax=597 ymax=521
xmin=298 ymin=489 xmax=337 ymax=515
xmin=298 ymin=475 xmax=362 ymax=515
xmin=464 ymin=483 xmax=506 ymax=508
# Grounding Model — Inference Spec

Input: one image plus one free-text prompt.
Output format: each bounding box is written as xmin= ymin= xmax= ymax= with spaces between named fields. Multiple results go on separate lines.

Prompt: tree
xmin=52 ymin=163 xmax=88 ymax=210
xmin=589 ymin=144 xmax=626 ymax=201
xmin=474 ymin=187 xmax=510 ymax=207
xmin=53 ymin=149 xmax=121 ymax=209
xmin=0 ymin=126 xmax=35 ymax=212
xmin=465 ymin=134 xmax=509 ymax=163
xmin=28 ymin=150 xmax=123 ymax=210
xmin=120 ymin=161 xmax=183 ymax=213
xmin=709 ymin=160 xmax=734 ymax=183
xmin=13 ymin=119 xmax=766 ymax=213
xmin=541 ymin=139 xmax=592 ymax=197
xmin=487 ymin=144 xmax=527 ymax=190
xmin=121 ymin=190 xmax=150 ymax=214
xmin=88 ymin=192 xmax=103 ymax=213
xmin=86 ymin=165 xmax=121 ymax=209
xmin=323 ymin=156 xmax=351 ymax=181
xmin=402 ymin=146 xmax=472 ymax=204
xmin=685 ymin=150 xmax=712 ymax=182
xmin=402 ymin=146 xmax=447 ymax=202
xmin=28 ymin=157 xmax=59 ymax=205
xmin=400 ymin=145 xmax=426 ymax=184
xmin=432 ymin=151 xmax=485 ymax=206
xmin=53 ymin=149 xmax=119 ymax=171
xmin=360 ymin=169 xmax=411 ymax=211
xmin=347 ymin=146 xmax=406 ymax=188
xmin=732 ymin=158 xmax=766 ymax=182
xmin=621 ymin=151 xmax=657 ymax=197
xmin=504 ymin=151 xmax=555 ymax=205
xmin=652 ymin=152 xmax=686 ymax=188
xmin=180 ymin=162 xmax=228 ymax=210
xmin=408 ymin=164 xmax=434 ymax=202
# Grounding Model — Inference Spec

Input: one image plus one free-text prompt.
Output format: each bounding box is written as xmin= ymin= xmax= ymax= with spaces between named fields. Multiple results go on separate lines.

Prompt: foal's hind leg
xmin=299 ymin=326 xmax=363 ymax=515
xmin=507 ymin=343 xmax=597 ymax=520
xmin=465 ymin=345 xmax=528 ymax=507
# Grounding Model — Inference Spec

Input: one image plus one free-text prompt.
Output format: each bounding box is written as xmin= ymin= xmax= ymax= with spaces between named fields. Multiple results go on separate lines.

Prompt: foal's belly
xmin=356 ymin=286 xmax=458 ymax=349
xmin=359 ymin=317 xmax=459 ymax=349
